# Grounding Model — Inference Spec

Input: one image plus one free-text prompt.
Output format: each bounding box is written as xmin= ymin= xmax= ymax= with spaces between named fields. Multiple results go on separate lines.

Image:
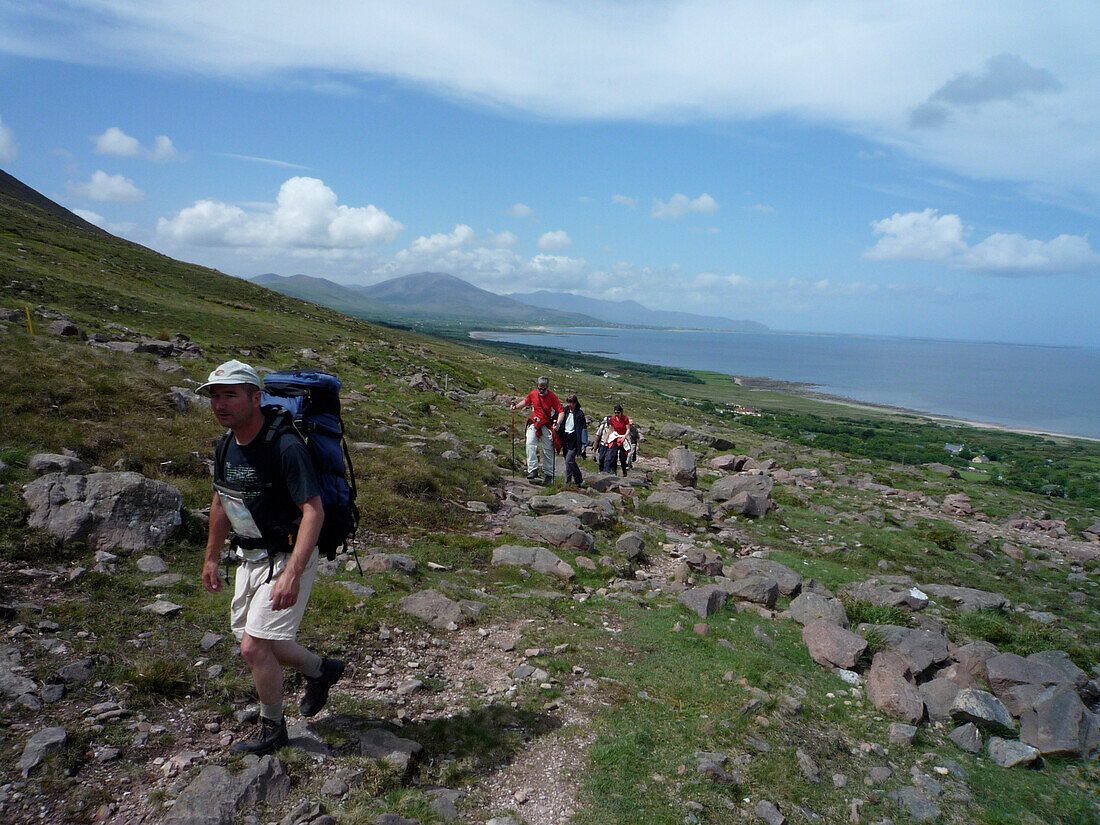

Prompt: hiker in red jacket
xmin=603 ymin=404 xmax=632 ymax=476
xmin=511 ymin=375 xmax=565 ymax=483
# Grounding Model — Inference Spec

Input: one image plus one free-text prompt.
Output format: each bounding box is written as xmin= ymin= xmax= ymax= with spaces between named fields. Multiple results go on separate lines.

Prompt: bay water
xmin=480 ymin=328 xmax=1100 ymax=440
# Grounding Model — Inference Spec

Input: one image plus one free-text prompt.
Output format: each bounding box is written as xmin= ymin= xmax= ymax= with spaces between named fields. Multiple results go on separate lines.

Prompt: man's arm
xmin=202 ymin=491 xmax=231 ymax=593
xmin=269 ymin=495 xmax=324 ymax=611
xmin=510 ymin=391 xmax=533 ymax=411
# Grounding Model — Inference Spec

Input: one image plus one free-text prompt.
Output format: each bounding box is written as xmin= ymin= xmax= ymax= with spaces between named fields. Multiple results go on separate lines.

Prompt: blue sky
xmin=1 ymin=2 xmax=1098 ymax=345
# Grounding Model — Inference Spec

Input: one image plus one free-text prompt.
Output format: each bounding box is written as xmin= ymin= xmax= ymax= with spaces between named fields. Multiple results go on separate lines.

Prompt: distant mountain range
xmin=253 ymin=272 xmax=768 ymax=332
xmin=251 ymin=272 xmax=600 ymax=328
xmin=508 ymin=290 xmax=768 ymax=332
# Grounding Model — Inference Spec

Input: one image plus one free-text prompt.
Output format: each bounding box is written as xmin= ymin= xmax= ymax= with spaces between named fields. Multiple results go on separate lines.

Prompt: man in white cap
xmin=199 ymin=359 xmax=344 ymax=755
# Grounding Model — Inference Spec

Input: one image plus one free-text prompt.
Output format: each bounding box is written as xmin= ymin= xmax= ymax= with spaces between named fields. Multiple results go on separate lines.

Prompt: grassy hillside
xmin=1 ymin=184 xmax=1099 ymax=825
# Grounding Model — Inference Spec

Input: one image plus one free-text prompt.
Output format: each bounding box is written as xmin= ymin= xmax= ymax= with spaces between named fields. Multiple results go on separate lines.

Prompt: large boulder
xmin=680 ymin=585 xmax=728 ymax=618
xmin=950 ymin=689 xmax=1016 ymax=735
xmin=708 ymin=472 xmax=774 ymax=501
xmin=723 ymin=575 xmax=779 ymax=608
xmin=986 ymin=653 xmax=1069 ymax=715
xmin=165 ymin=756 xmax=290 ymax=825
xmin=529 ymin=491 xmax=614 ymax=527
xmin=950 ymin=641 xmax=1000 ymax=683
xmin=507 ymin=515 xmax=594 ymax=552
xmin=709 ymin=454 xmax=744 ymax=472
xmin=24 ymin=472 xmax=182 ymax=553
xmin=668 ymin=447 xmax=698 ymax=487
xmin=866 ymin=653 xmax=924 ymax=724
xmin=1019 ymin=686 xmax=1097 ymax=756
xmin=919 ymin=678 xmax=962 ymax=723
xmin=858 ymin=625 xmax=950 ymax=676
xmin=647 ymin=486 xmax=711 ymax=521
xmin=920 ymin=583 xmax=1009 ymax=613
xmin=789 ymin=592 xmax=849 ymax=628
xmin=725 ymin=558 xmax=801 ymax=596
xmin=987 ymin=737 xmax=1040 ymax=769
xmin=719 ymin=491 xmax=773 ymax=518
xmin=615 ymin=531 xmax=646 ymax=560
xmin=491 ymin=545 xmax=575 ymax=580
xmin=840 ymin=579 xmax=928 ymax=611
xmin=802 ymin=620 xmax=867 ymax=669
xmin=28 ymin=453 xmax=88 ymax=475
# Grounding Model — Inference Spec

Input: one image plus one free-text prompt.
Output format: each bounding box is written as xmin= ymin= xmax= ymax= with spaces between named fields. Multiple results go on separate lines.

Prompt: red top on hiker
xmin=519 ymin=386 xmax=564 ymax=432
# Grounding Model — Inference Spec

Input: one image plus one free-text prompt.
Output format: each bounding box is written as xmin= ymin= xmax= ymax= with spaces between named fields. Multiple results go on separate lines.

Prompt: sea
xmin=478 ymin=328 xmax=1100 ymax=440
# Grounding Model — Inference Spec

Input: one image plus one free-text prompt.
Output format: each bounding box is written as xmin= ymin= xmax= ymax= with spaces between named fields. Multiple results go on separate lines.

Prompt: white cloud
xmin=72 ymin=208 xmax=105 ymax=226
xmin=507 ymin=202 xmax=532 ymax=218
xmin=70 ymin=170 xmax=145 ymax=202
xmin=215 ymin=152 xmax=311 ymax=170
xmin=487 ymin=230 xmax=517 ymax=248
xmin=652 ymin=193 xmax=719 ymax=219
xmin=612 ymin=194 xmax=637 ymax=208
xmin=157 ymin=176 xmax=402 ymax=248
xmin=93 ymin=126 xmax=141 ymax=157
xmin=93 ymin=127 xmax=181 ymax=161
xmin=0 ymin=115 xmax=16 ymax=161
xmin=864 ymin=209 xmax=1100 ymax=275
xmin=5 ymin=5 xmax=1100 ymax=201
xmin=749 ymin=203 xmax=775 ymax=213
xmin=71 ymin=208 xmax=137 ymax=237
xmin=537 ymin=230 xmax=572 ymax=251
xmin=407 ymin=224 xmax=474 ymax=255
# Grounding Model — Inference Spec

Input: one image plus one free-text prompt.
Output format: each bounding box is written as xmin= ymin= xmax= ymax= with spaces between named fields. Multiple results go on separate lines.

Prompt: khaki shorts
xmin=230 ymin=549 xmax=319 ymax=642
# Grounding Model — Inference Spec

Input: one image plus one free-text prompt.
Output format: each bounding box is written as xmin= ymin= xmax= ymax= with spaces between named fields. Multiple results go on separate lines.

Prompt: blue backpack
xmin=215 ymin=369 xmax=359 ymax=563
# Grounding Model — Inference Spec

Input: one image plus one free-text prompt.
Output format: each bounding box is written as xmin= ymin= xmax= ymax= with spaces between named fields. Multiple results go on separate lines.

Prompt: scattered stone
xmin=58 ymin=660 xmax=91 ymax=683
xmin=721 ymin=491 xmax=774 ymax=518
xmin=887 ymin=787 xmax=940 ymax=822
xmin=726 ymin=558 xmax=802 ymax=595
xmin=950 ymin=689 xmax=1015 ymax=735
xmin=616 ymin=531 xmax=646 ymax=560
xmin=165 ymin=755 xmax=290 ymax=825
xmin=529 ymin=491 xmax=615 ymax=527
xmin=668 ymin=446 xmax=698 ymax=487
xmin=796 ymin=748 xmax=820 ymax=781
xmin=919 ymin=678 xmax=962 ymax=723
xmin=362 ymin=553 xmax=418 ymax=574
xmin=491 ymin=545 xmax=575 ymax=580
xmin=136 ymin=554 xmax=169 ymax=574
xmin=358 ymin=728 xmax=423 ymax=772
xmin=507 ymin=514 xmax=594 ymax=552
xmin=708 ymin=472 xmax=774 ymax=501
xmin=987 ymin=737 xmax=1040 ymax=769
xmin=340 ymin=581 xmax=376 ymax=599
xmin=28 ymin=453 xmax=88 ymax=475
xmin=840 ymin=579 xmax=928 ymax=611
xmin=866 ymin=653 xmax=924 ymax=724
xmin=889 ymin=723 xmax=918 ymax=747
xmin=142 ymin=600 xmax=183 ymax=616
xmin=648 ymin=485 xmax=711 ymax=520
xmin=948 ymin=723 xmax=982 ymax=753
xmin=399 ymin=590 xmax=466 ymax=631
xmin=200 ymin=631 xmax=223 ymax=651
xmin=724 ymin=575 xmax=779 ymax=608
xmin=986 ymin=653 xmax=1067 ymax=714
xmin=789 ymin=592 xmax=849 ymax=628
xmin=920 ymin=583 xmax=1009 ymax=614
xmin=143 ymin=573 xmax=183 ymax=588
xmin=803 ymin=620 xmax=868 ymax=669
xmin=18 ymin=726 xmax=67 ymax=776
xmin=755 ymin=800 xmax=785 ymax=825
xmin=679 ymin=585 xmax=728 ymax=619
xmin=24 ymin=471 xmax=182 ymax=552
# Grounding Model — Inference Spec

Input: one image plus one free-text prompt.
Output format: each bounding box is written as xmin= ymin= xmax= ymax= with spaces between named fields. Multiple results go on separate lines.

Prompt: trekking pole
xmin=511 ymin=409 xmax=515 ymax=479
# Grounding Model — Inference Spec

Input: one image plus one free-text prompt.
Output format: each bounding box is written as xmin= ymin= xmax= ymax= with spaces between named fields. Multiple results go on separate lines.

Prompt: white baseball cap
xmin=197 ymin=359 xmax=262 ymax=393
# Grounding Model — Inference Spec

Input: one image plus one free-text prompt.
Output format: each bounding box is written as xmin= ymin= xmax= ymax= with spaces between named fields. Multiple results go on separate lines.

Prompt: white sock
xmin=260 ymin=702 xmax=283 ymax=722
xmin=300 ymin=652 xmax=323 ymax=679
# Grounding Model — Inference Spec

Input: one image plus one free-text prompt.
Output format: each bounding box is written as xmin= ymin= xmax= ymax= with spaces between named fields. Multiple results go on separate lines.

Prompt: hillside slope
xmin=1 ymin=172 xmax=1098 ymax=825
xmin=510 ymin=288 xmax=769 ymax=331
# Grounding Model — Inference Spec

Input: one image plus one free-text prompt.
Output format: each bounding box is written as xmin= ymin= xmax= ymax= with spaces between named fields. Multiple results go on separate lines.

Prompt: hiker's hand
xmin=202 ymin=560 xmax=222 ymax=593
xmin=270 ymin=569 xmax=300 ymax=611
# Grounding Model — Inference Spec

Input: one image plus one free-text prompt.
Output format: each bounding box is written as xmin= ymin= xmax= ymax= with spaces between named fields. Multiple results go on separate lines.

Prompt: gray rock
xmin=615 ymin=531 xmax=646 ymax=560
xmin=859 ymin=624 xmax=950 ymax=675
xmin=710 ymin=454 xmax=743 ymax=472
xmin=789 ymin=592 xmax=849 ymax=628
xmin=321 ymin=776 xmax=349 ymax=797
xmin=28 ymin=453 xmax=88 ymax=475
xmin=166 ymin=756 xmax=290 ymax=825
xmin=24 ymin=471 xmax=182 ymax=553
xmin=41 ymin=683 xmax=65 ymax=703
xmin=986 ymin=652 xmax=1068 ymax=714
xmin=1026 ymin=650 xmax=1089 ymax=692
xmin=680 ymin=585 xmax=728 ymax=619
xmin=889 ymin=722 xmax=918 ymax=747
xmin=358 ymin=728 xmax=422 ymax=772
xmin=491 ymin=545 xmax=575 ymax=580
xmin=840 ymin=579 xmax=928 ymax=611
xmin=57 ymin=660 xmax=91 ymax=683
xmin=659 ymin=423 xmax=735 ymax=450
xmin=143 ymin=574 xmax=183 ymax=588
xmin=869 ymin=766 xmax=894 ymax=783
xmin=340 ymin=581 xmax=376 ymax=598
xmin=427 ymin=787 xmax=463 ymax=822
xmin=950 ymin=641 xmax=999 ymax=682
xmin=399 ymin=590 xmax=466 ymax=630
xmin=796 ymin=748 xmax=820 ymax=781
xmin=142 ymin=600 xmax=183 ymax=616
xmin=1 ymin=649 xmax=37 ymax=698
xmin=866 ymin=653 xmax=924 ymax=724
xmin=362 ymin=553 xmax=418 ymax=574
xmin=755 ymin=800 xmax=785 ymax=825
xmin=920 ymin=583 xmax=1009 ymax=613
xmin=647 ymin=485 xmax=711 ymax=520
xmin=987 ymin=736 xmax=1040 ymax=768
xmin=287 ymin=721 xmax=332 ymax=759
xmin=948 ymin=722 xmax=982 ymax=753
xmin=708 ymin=472 xmax=774 ymax=501
xmin=200 ymin=631 xmax=223 ymax=650
xmin=507 ymin=514 xmax=593 ymax=552
xmin=1019 ymin=686 xmax=1093 ymax=756
xmin=919 ymin=678 xmax=962 ymax=723
xmin=136 ymin=554 xmax=169 ymax=574
xmin=18 ymin=726 xmax=67 ymax=776
xmin=887 ymin=787 xmax=940 ymax=822
xmin=802 ymin=620 xmax=868 ymax=669
xmin=668 ymin=446 xmax=698 ymax=487
xmin=723 ymin=574 xmax=778 ymax=608
xmin=529 ymin=491 xmax=615 ymax=527
xmin=720 ymin=490 xmax=773 ymax=518
xmin=950 ymin=689 xmax=1015 ymax=735
xmin=167 ymin=387 xmax=203 ymax=412
xmin=725 ymin=558 xmax=801 ymax=595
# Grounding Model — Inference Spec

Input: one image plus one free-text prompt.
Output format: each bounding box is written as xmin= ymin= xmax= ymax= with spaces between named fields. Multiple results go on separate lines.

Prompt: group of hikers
xmin=510 ymin=374 xmax=640 ymax=485
xmin=198 ymin=360 xmax=639 ymax=757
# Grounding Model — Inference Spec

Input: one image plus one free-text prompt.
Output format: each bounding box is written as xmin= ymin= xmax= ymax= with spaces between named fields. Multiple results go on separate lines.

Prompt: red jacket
xmin=522 ymin=389 xmax=563 ymax=435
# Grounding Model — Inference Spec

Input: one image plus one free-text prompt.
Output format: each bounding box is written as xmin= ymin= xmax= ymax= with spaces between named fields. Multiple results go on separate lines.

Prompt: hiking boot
xmin=526 ymin=470 xmax=539 ymax=480
xmin=544 ymin=475 xmax=554 ymax=485
xmin=229 ymin=716 xmax=288 ymax=756
xmin=299 ymin=657 xmax=345 ymax=718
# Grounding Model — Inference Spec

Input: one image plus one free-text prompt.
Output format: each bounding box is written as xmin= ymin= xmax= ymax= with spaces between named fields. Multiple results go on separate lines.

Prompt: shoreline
xmin=471 ymin=329 xmax=1100 ymax=445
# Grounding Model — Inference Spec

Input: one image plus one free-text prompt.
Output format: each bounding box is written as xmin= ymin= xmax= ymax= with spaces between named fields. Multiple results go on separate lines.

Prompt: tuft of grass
xmin=121 ymin=658 xmax=192 ymax=699
xmin=840 ymin=597 xmax=912 ymax=628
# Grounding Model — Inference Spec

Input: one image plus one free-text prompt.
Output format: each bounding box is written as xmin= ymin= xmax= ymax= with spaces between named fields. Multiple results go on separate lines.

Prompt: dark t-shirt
xmin=222 ymin=426 xmax=321 ymax=538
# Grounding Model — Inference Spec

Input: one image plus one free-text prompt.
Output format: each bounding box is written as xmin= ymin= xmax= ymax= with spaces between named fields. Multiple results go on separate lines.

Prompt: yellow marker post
xmin=24 ymin=306 xmax=33 ymax=334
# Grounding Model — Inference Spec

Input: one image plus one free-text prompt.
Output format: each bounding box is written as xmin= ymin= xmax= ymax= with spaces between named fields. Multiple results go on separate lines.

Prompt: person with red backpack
xmin=199 ymin=360 xmax=345 ymax=756
xmin=510 ymin=375 xmax=565 ymax=483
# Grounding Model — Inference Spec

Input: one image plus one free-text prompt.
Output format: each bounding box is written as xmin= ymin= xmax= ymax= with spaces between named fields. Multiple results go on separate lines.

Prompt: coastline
xmin=471 ymin=329 xmax=1100 ymax=445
